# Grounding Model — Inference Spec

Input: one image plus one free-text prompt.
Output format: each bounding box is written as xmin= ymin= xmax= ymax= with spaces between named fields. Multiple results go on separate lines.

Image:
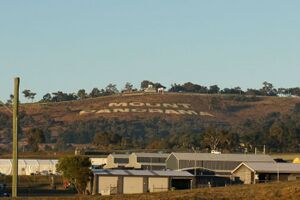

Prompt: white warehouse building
xmin=0 ymin=159 xmax=58 ymax=175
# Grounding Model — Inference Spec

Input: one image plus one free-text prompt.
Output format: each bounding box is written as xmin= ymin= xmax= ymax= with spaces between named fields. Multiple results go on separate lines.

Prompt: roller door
xmin=123 ymin=177 xmax=144 ymax=194
xmin=148 ymin=177 xmax=168 ymax=192
xmin=98 ymin=176 xmax=118 ymax=195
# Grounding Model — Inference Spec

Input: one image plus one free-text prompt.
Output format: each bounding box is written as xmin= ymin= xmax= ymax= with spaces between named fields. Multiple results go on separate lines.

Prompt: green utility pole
xmin=12 ymin=77 xmax=20 ymax=197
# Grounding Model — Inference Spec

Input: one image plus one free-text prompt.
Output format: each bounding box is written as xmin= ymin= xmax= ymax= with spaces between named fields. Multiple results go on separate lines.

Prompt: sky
xmin=0 ymin=0 xmax=299 ymax=102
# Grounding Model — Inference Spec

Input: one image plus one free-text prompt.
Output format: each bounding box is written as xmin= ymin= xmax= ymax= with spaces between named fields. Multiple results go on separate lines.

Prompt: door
xmin=98 ymin=176 xmax=118 ymax=195
xmin=123 ymin=177 xmax=144 ymax=194
xmin=148 ymin=177 xmax=168 ymax=192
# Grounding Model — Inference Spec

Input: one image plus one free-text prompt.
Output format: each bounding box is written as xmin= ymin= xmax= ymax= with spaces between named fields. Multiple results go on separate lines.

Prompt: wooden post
xmin=12 ymin=77 xmax=20 ymax=197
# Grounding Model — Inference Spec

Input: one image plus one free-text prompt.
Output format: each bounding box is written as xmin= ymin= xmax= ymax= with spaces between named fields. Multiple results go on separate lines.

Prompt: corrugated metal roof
xmin=134 ymin=153 xmax=169 ymax=158
xmin=239 ymin=162 xmax=300 ymax=173
xmin=171 ymin=153 xmax=274 ymax=162
xmin=93 ymin=169 xmax=193 ymax=177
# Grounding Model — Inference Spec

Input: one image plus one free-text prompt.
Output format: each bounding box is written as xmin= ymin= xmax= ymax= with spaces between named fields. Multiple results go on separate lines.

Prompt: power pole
xmin=12 ymin=77 xmax=20 ymax=197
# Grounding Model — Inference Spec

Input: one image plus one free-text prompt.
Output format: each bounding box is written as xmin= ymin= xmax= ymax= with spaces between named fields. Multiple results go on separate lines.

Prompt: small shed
xmin=91 ymin=169 xmax=194 ymax=195
xmin=104 ymin=154 xmax=130 ymax=169
xmin=232 ymin=162 xmax=300 ymax=184
xmin=0 ymin=159 xmax=12 ymax=175
xmin=126 ymin=152 xmax=169 ymax=170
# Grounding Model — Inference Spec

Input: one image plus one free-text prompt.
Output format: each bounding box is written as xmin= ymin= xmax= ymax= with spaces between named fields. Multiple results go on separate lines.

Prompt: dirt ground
xmin=2 ymin=181 xmax=300 ymax=200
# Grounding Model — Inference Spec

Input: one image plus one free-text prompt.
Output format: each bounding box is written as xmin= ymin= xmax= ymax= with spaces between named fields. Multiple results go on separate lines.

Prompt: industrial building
xmin=166 ymin=153 xmax=274 ymax=174
xmin=232 ymin=162 xmax=300 ymax=184
xmin=0 ymin=159 xmax=58 ymax=175
xmin=90 ymin=169 xmax=194 ymax=195
xmin=103 ymin=154 xmax=130 ymax=169
xmin=126 ymin=152 xmax=169 ymax=170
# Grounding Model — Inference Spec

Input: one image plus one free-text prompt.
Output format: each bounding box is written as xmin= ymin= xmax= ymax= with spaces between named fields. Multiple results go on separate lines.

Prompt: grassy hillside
xmin=2 ymin=93 xmax=299 ymax=127
xmin=1 ymin=93 xmax=300 ymax=153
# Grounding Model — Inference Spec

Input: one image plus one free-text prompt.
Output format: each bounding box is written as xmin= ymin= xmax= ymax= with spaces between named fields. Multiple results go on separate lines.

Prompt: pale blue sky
xmin=0 ymin=1 xmax=299 ymax=102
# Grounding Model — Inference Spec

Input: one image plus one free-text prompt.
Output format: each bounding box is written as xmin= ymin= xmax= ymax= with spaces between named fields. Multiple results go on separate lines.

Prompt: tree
xmin=261 ymin=81 xmax=277 ymax=96
xmin=89 ymin=87 xmax=101 ymax=98
xmin=56 ymin=156 xmax=91 ymax=194
xmin=93 ymin=132 xmax=110 ymax=147
xmin=209 ymin=85 xmax=220 ymax=94
xmin=26 ymin=128 xmax=45 ymax=152
xmin=52 ymin=91 xmax=77 ymax=102
xmin=23 ymin=89 xmax=31 ymax=100
xmin=77 ymin=89 xmax=87 ymax=100
xmin=294 ymin=103 xmax=300 ymax=113
xmin=123 ymin=82 xmax=133 ymax=92
xmin=23 ymin=89 xmax=36 ymax=102
xmin=42 ymin=93 xmax=52 ymax=102
xmin=201 ymin=127 xmax=222 ymax=151
xmin=246 ymin=88 xmax=262 ymax=96
xmin=153 ymin=82 xmax=165 ymax=89
xmin=6 ymin=94 xmax=14 ymax=105
xmin=30 ymin=92 xmax=36 ymax=102
xmin=169 ymin=83 xmax=184 ymax=92
xmin=140 ymin=80 xmax=164 ymax=90
xmin=269 ymin=122 xmax=284 ymax=142
xmin=141 ymin=80 xmax=153 ymax=89
xmin=105 ymin=84 xmax=118 ymax=95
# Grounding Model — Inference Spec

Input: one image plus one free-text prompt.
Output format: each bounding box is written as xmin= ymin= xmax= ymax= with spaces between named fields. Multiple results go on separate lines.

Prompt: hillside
xmin=7 ymin=93 xmax=300 ymax=125
xmin=1 ymin=93 xmax=300 ymax=152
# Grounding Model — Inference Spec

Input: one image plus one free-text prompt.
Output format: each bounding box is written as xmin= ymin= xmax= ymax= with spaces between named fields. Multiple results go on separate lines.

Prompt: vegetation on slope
xmin=1 ymin=93 xmax=300 ymax=154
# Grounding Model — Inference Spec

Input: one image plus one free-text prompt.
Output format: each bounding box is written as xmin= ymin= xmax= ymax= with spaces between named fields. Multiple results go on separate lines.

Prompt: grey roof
xmin=87 ymin=155 xmax=108 ymax=158
xmin=133 ymin=153 xmax=169 ymax=158
xmin=92 ymin=169 xmax=193 ymax=177
xmin=170 ymin=153 xmax=274 ymax=162
xmin=109 ymin=154 xmax=130 ymax=158
xmin=141 ymin=163 xmax=166 ymax=166
xmin=234 ymin=162 xmax=300 ymax=173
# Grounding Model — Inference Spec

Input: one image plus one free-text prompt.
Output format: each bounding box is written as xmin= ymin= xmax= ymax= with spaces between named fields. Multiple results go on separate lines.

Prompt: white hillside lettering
xmin=109 ymin=102 xmax=128 ymax=107
xmin=177 ymin=110 xmax=198 ymax=115
xmin=79 ymin=102 xmax=214 ymax=117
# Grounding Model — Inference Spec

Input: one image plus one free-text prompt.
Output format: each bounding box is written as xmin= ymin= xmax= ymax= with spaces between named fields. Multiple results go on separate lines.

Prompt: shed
xmin=18 ymin=160 xmax=27 ymax=175
xmin=166 ymin=153 xmax=274 ymax=174
xmin=0 ymin=159 xmax=12 ymax=175
xmin=24 ymin=160 xmax=40 ymax=175
xmin=91 ymin=169 xmax=194 ymax=195
xmin=126 ymin=152 xmax=169 ymax=170
xmin=104 ymin=154 xmax=130 ymax=169
xmin=37 ymin=159 xmax=53 ymax=173
xmin=232 ymin=162 xmax=300 ymax=184
xmin=0 ymin=159 xmax=58 ymax=175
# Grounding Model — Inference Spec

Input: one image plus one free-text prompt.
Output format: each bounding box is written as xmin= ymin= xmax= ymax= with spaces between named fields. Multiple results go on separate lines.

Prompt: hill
xmin=9 ymin=93 xmax=300 ymax=125
xmin=1 ymin=93 xmax=300 ymax=153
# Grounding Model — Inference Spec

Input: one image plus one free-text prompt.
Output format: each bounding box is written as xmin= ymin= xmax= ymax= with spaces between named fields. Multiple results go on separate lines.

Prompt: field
xmin=2 ymin=181 xmax=300 ymax=200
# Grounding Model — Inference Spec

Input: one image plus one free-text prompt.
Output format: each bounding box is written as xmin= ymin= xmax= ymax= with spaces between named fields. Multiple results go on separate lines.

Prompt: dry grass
xmin=3 ymin=181 xmax=300 ymax=200
xmin=2 ymin=93 xmax=300 ymax=127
